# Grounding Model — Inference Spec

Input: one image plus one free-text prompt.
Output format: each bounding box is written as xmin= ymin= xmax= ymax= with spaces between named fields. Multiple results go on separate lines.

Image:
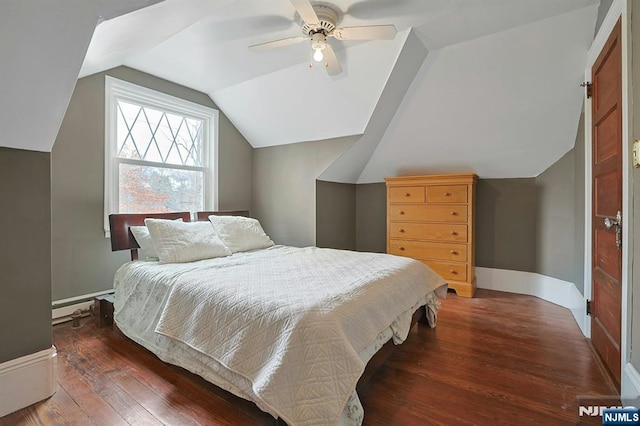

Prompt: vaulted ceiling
xmin=0 ymin=0 xmax=159 ymax=152
xmin=2 ymin=0 xmax=601 ymax=182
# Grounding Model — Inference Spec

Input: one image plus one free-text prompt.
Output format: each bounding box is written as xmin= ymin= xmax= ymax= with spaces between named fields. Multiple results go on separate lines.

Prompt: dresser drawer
xmin=388 ymin=240 xmax=467 ymax=262
xmin=388 ymin=186 xmax=425 ymax=203
xmin=388 ymin=223 xmax=467 ymax=242
xmin=421 ymin=260 xmax=468 ymax=282
xmin=388 ymin=204 xmax=468 ymax=223
xmin=426 ymin=185 xmax=468 ymax=203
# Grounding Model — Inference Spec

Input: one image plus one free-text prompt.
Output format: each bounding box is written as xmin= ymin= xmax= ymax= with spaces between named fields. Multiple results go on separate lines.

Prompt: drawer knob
xmin=450 ymin=269 xmax=457 ymax=274
xmin=450 ymin=250 xmax=457 ymax=255
xmin=399 ymin=247 xmax=405 ymax=251
xmin=399 ymin=228 xmax=405 ymax=233
xmin=405 ymin=192 xmax=411 ymax=197
xmin=450 ymin=211 xmax=457 ymax=216
xmin=444 ymin=192 xmax=450 ymax=196
xmin=399 ymin=211 xmax=405 ymax=215
xmin=450 ymin=231 xmax=457 ymax=235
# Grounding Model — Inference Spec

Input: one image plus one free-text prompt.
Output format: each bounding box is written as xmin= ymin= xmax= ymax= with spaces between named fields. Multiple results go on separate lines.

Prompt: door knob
xmin=603 ymin=212 xmax=620 ymax=229
xmin=604 ymin=210 xmax=622 ymax=249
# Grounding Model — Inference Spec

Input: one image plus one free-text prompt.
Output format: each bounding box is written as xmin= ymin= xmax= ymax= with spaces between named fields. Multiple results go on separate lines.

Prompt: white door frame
xmin=583 ymin=0 xmax=633 ymax=394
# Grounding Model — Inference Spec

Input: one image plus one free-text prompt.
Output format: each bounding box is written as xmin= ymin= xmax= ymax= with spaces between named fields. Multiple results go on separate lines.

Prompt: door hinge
xmin=586 ymin=299 xmax=592 ymax=316
xmin=581 ymin=81 xmax=593 ymax=98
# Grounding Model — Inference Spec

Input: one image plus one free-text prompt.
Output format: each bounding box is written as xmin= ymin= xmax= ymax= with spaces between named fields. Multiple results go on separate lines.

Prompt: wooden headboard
xmin=109 ymin=210 xmax=250 ymax=260
xmin=109 ymin=212 xmax=191 ymax=259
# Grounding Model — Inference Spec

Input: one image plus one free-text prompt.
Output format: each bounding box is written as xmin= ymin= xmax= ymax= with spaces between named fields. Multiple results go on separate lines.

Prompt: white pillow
xmin=130 ymin=218 xmax=183 ymax=260
xmin=130 ymin=226 xmax=158 ymax=260
xmin=144 ymin=218 xmax=232 ymax=263
xmin=208 ymin=215 xmax=274 ymax=253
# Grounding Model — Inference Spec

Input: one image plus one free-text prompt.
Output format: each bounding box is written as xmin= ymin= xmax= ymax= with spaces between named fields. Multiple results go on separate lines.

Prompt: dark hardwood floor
xmin=1 ymin=289 xmax=616 ymax=425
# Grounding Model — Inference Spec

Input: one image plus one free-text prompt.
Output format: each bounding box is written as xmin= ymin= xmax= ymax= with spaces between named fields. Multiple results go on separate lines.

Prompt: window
xmin=104 ymin=77 xmax=218 ymax=236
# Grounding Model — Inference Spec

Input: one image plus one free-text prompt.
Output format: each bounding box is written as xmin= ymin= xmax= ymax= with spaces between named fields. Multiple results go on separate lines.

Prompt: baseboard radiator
xmin=52 ymin=290 xmax=114 ymax=325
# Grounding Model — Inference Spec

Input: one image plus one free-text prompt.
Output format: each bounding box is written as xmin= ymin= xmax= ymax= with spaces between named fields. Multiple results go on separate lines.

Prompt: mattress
xmin=114 ymin=245 xmax=446 ymax=425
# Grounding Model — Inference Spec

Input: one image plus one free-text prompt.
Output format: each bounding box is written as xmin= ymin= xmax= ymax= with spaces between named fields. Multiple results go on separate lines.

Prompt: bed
xmin=108 ymin=211 xmax=447 ymax=426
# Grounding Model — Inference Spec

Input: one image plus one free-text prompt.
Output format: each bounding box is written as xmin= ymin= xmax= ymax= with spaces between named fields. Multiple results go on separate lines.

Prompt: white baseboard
xmin=0 ymin=347 xmax=57 ymax=417
xmin=476 ymin=267 xmax=588 ymax=337
xmin=622 ymin=363 xmax=640 ymax=405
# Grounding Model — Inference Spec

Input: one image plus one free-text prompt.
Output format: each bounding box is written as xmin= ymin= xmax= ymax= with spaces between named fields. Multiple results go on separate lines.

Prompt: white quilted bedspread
xmin=153 ymin=246 xmax=445 ymax=426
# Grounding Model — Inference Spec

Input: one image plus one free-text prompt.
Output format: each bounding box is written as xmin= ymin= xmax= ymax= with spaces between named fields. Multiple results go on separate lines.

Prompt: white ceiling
xmin=22 ymin=0 xmax=597 ymax=180
xmin=319 ymin=29 xmax=428 ymax=183
xmin=357 ymin=4 xmax=597 ymax=181
xmin=79 ymin=0 xmax=600 ymax=180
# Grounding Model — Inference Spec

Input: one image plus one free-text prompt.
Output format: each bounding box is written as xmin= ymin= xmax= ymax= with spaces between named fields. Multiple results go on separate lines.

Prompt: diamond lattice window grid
xmin=116 ymin=100 xmax=204 ymax=167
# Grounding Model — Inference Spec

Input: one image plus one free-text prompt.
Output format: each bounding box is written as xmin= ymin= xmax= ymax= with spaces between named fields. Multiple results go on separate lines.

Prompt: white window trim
xmin=104 ymin=76 xmax=219 ymax=237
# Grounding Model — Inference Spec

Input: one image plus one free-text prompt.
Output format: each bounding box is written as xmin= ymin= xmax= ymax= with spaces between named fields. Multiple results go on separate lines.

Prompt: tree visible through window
xmin=104 ymin=77 xmax=217 ymax=236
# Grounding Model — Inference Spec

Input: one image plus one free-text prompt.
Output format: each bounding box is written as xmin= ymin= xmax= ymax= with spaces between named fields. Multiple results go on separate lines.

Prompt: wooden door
xmin=591 ymin=18 xmax=622 ymax=387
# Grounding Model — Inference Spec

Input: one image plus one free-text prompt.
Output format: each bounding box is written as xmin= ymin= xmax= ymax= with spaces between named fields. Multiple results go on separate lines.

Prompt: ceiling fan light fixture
xmin=313 ymin=47 xmax=324 ymax=62
xmin=249 ymin=1 xmax=397 ymax=76
xmin=310 ymin=32 xmax=326 ymax=63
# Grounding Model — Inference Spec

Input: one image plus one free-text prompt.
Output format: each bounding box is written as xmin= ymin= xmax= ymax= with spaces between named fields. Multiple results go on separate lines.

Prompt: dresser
xmin=385 ymin=174 xmax=478 ymax=297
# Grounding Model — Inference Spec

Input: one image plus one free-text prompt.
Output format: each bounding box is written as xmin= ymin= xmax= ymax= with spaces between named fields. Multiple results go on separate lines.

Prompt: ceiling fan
xmin=249 ymin=0 xmax=397 ymax=75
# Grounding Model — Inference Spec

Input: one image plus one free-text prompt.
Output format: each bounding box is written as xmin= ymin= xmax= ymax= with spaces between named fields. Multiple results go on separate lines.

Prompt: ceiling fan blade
xmin=332 ymin=25 xmax=397 ymax=41
xmin=289 ymin=0 xmax=320 ymax=26
xmin=249 ymin=35 xmax=309 ymax=51
xmin=323 ymin=43 xmax=343 ymax=76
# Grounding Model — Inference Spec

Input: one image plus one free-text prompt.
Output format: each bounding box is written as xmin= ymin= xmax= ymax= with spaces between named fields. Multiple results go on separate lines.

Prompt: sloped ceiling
xmin=1 ymin=0 xmax=601 ymax=177
xmin=212 ymin=31 xmax=409 ymax=147
xmin=0 ymin=0 xmax=160 ymax=153
xmin=75 ymin=0 xmax=600 ymax=180
xmin=319 ymin=29 xmax=428 ymax=183
xmin=357 ymin=4 xmax=597 ymax=182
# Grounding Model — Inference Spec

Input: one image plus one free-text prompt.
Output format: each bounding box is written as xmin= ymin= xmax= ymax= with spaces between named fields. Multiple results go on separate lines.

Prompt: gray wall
xmin=476 ymin=179 xmax=537 ymax=273
xmin=535 ymin=151 xmax=577 ymax=283
xmin=315 ymin=176 xmax=540 ymax=272
xmin=316 ymin=181 xmax=356 ymax=250
xmin=52 ymin=66 xmax=253 ymax=301
xmin=315 ymin=181 xmax=387 ymax=253
xmin=253 ymin=137 xmax=356 ymax=247
xmin=573 ymin=114 xmax=586 ymax=295
xmin=631 ymin=2 xmax=640 ymax=370
xmin=0 ymin=148 xmax=52 ymax=363
xmin=535 ymin=112 xmax=585 ymax=292
xmin=355 ymin=183 xmax=387 ymax=253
